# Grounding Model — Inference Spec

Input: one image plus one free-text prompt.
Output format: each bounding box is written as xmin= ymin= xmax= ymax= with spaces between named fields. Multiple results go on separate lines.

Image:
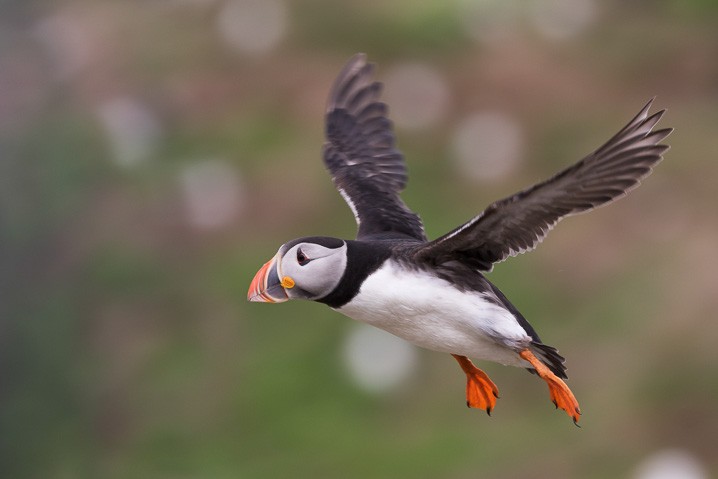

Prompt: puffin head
xmin=248 ymin=236 xmax=348 ymax=303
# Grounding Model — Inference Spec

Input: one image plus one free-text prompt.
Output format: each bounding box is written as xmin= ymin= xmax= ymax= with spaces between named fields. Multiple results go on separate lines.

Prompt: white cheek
xmin=298 ymin=260 xmax=341 ymax=296
xmin=280 ymin=243 xmax=347 ymax=299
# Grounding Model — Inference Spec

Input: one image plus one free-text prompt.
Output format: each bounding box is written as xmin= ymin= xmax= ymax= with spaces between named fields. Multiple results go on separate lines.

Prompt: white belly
xmin=336 ymin=261 xmax=532 ymax=368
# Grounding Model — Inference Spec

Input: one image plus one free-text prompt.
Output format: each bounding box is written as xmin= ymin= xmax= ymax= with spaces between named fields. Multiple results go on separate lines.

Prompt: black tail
xmin=482 ymin=279 xmax=569 ymax=379
xmin=528 ymin=342 xmax=568 ymax=379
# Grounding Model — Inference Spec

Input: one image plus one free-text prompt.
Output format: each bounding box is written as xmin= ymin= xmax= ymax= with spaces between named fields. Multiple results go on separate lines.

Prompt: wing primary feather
xmin=323 ymin=54 xmax=426 ymax=241
xmin=328 ymin=54 xmax=369 ymax=111
xmin=415 ymin=99 xmax=672 ymax=270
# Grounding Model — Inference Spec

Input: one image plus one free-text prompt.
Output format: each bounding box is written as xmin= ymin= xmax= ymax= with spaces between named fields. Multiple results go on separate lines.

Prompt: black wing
xmin=323 ymin=53 xmax=426 ymax=241
xmin=415 ymin=99 xmax=672 ymax=271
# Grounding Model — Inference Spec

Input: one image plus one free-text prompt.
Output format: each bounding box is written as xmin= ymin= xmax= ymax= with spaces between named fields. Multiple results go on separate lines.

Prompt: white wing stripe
xmin=338 ymin=187 xmax=361 ymax=226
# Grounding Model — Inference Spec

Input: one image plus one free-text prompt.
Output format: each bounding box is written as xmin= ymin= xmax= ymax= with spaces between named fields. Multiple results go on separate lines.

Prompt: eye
xmin=296 ymin=248 xmax=310 ymax=266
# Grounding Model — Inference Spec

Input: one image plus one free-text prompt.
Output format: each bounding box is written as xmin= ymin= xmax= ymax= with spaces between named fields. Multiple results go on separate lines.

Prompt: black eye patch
xmin=297 ymin=248 xmax=310 ymax=266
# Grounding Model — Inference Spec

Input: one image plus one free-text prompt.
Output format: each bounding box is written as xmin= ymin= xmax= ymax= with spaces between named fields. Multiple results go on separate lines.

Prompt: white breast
xmin=336 ymin=260 xmax=532 ymax=367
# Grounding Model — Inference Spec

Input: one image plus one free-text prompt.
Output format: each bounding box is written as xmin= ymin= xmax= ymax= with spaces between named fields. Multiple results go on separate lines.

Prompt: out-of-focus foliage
xmin=1 ymin=1 xmax=717 ymax=478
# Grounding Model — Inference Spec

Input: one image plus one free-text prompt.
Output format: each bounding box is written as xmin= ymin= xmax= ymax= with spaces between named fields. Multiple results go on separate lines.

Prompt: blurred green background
xmin=2 ymin=1 xmax=717 ymax=478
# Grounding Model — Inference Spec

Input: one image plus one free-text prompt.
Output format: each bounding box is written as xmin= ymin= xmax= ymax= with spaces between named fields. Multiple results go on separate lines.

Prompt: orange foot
xmin=452 ymin=354 xmax=499 ymax=415
xmin=519 ymin=349 xmax=581 ymax=425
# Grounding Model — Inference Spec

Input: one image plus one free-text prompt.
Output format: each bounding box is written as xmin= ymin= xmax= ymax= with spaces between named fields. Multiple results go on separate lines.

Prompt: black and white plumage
xmin=248 ymin=54 xmax=672 ymax=424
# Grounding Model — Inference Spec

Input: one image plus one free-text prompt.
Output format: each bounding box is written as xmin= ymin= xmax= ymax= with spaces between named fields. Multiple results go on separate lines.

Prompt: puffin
xmin=248 ymin=53 xmax=672 ymax=425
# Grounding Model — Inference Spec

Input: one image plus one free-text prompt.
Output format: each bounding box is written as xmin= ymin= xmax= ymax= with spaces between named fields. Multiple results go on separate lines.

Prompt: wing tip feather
xmin=327 ymin=53 xmax=372 ymax=112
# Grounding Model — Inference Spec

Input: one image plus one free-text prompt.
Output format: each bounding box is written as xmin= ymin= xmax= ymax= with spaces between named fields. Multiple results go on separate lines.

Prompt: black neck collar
xmin=316 ymin=240 xmax=392 ymax=308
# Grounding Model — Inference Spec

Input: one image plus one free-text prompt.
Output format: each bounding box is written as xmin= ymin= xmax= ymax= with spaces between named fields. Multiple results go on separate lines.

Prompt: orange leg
xmin=452 ymin=354 xmax=499 ymax=415
xmin=519 ymin=349 xmax=581 ymax=425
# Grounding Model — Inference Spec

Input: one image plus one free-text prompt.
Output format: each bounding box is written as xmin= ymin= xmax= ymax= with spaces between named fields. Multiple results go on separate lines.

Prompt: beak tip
xmin=247 ymin=284 xmax=274 ymax=303
xmin=247 ymin=255 xmax=286 ymax=303
xmin=247 ymin=292 xmax=264 ymax=302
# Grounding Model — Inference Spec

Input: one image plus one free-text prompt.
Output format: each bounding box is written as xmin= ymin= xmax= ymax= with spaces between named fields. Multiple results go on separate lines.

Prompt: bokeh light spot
xmin=217 ymin=0 xmax=289 ymax=56
xmin=180 ymin=159 xmax=245 ymax=230
xmin=34 ymin=12 xmax=95 ymax=80
xmin=98 ymin=97 xmax=163 ymax=168
xmin=459 ymin=0 xmax=522 ymax=46
xmin=451 ymin=111 xmax=524 ymax=182
xmin=383 ymin=63 xmax=450 ymax=130
xmin=530 ymin=0 xmax=598 ymax=41
xmin=633 ymin=449 xmax=708 ymax=479
xmin=343 ymin=323 xmax=418 ymax=395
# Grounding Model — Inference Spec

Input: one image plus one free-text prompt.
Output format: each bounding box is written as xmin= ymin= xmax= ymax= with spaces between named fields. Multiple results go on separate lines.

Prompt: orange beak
xmin=247 ymin=255 xmax=289 ymax=303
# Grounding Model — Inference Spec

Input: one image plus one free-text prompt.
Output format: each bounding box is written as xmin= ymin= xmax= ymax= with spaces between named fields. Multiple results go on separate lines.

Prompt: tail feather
xmin=527 ymin=342 xmax=568 ymax=379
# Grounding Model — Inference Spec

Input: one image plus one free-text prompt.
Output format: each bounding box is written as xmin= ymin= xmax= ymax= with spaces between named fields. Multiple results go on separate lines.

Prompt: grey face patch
xmin=277 ymin=239 xmax=348 ymax=300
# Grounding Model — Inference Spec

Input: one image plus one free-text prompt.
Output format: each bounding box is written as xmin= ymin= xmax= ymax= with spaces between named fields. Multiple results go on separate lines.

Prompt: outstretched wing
xmin=323 ymin=53 xmax=426 ymax=241
xmin=415 ymin=99 xmax=672 ymax=271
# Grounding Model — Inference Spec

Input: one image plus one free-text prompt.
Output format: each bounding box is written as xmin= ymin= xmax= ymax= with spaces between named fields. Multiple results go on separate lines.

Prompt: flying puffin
xmin=248 ymin=53 xmax=672 ymax=425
